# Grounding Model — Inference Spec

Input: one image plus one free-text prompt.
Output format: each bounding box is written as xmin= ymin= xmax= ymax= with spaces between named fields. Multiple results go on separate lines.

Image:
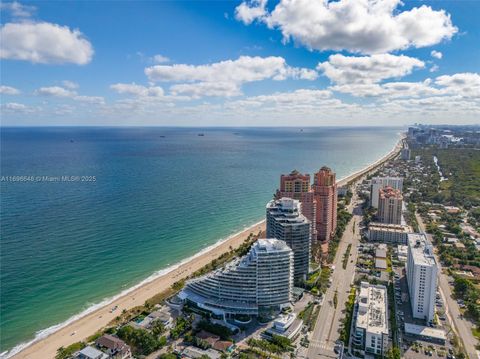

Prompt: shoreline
xmin=8 ymin=135 xmax=404 ymax=359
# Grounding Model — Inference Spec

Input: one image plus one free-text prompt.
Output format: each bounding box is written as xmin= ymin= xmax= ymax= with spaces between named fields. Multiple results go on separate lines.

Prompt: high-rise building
xmin=276 ymin=170 xmax=316 ymax=238
xmin=266 ymin=198 xmax=311 ymax=283
xmin=401 ymin=148 xmax=411 ymax=161
xmin=370 ymin=177 xmax=403 ymax=208
xmin=406 ymin=233 xmax=438 ymax=322
xmin=377 ymin=187 xmax=403 ymax=225
xmin=353 ymin=282 xmax=389 ymax=356
xmin=313 ymin=166 xmax=337 ymax=243
xmin=179 ymin=238 xmax=293 ymax=319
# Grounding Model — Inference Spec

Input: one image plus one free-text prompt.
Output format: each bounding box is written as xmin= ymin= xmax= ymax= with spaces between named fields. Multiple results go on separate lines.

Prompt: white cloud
xmin=330 ymin=72 xmax=480 ymax=100
xmin=110 ymin=83 xmax=165 ymax=97
xmin=152 ymin=54 xmax=170 ymax=64
xmin=317 ymin=54 xmax=424 ymax=84
xmin=0 ymin=85 xmax=21 ymax=95
xmin=145 ymin=56 xmax=317 ymax=97
xmin=431 ymin=50 xmax=443 ymax=59
xmin=1 ymin=102 xmax=32 ymax=112
xmin=430 ymin=64 xmax=439 ymax=73
xmin=34 ymin=85 xmax=105 ymax=104
xmin=35 ymin=86 xmax=76 ymax=97
xmin=235 ymin=0 xmax=457 ymax=54
xmin=0 ymin=22 xmax=93 ymax=64
xmin=235 ymin=0 xmax=267 ymax=25
xmin=0 ymin=1 xmax=36 ymax=18
xmin=170 ymin=82 xmax=241 ymax=98
xmin=435 ymin=73 xmax=480 ymax=98
xmin=62 ymin=80 xmax=79 ymax=89
xmin=73 ymin=95 xmax=105 ymax=105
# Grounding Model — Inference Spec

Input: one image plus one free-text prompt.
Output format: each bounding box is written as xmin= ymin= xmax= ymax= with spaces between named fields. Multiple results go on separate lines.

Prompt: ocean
xmin=0 ymin=126 xmax=401 ymax=354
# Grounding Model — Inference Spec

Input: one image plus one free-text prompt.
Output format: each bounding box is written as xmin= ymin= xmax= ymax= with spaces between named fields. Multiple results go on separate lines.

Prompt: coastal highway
xmin=306 ymin=193 xmax=363 ymax=359
xmin=416 ymin=213 xmax=479 ymax=359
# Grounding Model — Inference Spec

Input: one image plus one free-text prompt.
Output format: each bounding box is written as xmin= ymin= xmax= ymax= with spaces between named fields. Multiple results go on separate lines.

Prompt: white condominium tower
xmin=406 ymin=233 xmax=438 ymax=322
xmin=266 ymin=197 xmax=311 ymax=283
xmin=370 ymin=177 xmax=403 ymax=208
xmin=353 ymin=282 xmax=389 ymax=356
xmin=179 ymin=239 xmax=293 ymax=319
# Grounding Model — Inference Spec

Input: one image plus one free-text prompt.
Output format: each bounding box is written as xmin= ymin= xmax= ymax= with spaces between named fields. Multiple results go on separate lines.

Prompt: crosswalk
xmin=310 ymin=339 xmax=335 ymax=351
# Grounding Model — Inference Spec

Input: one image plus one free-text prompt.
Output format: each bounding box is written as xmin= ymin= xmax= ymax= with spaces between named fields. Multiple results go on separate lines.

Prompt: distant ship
xmin=198 ymin=133 xmax=205 ymax=136
xmin=70 ymin=139 xmax=75 ymax=143
xmin=159 ymin=135 xmax=166 ymax=138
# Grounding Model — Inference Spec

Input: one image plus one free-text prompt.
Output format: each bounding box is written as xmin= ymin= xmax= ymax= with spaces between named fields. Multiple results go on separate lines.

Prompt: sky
xmin=0 ymin=0 xmax=479 ymax=126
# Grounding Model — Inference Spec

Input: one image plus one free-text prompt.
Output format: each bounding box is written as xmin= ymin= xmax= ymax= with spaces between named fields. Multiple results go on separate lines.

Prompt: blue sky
xmin=0 ymin=0 xmax=479 ymax=126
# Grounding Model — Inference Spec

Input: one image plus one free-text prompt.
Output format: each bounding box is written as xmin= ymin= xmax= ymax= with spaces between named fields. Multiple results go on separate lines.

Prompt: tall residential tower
xmin=313 ymin=166 xmax=337 ymax=244
xmin=377 ymin=186 xmax=403 ymax=225
xmin=266 ymin=197 xmax=311 ymax=283
xmin=276 ymin=170 xmax=316 ymax=239
xmin=406 ymin=233 xmax=438 ymax=322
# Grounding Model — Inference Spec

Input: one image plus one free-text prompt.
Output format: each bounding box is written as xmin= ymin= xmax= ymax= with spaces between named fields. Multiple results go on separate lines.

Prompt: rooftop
xmin=255 ymin=238 xmax=292 ymax=253
xmin=369 ymin=222 xmax=412 ymax=233
xmin=356 ymin=282 xmax=388 ymax=336
xmin=408 ymin=233 xmax=437 ymax=267
xmin=404 ymin=323 xmax=446 ymax=341
xmin=379 ymin=186 xmax=403 ymax=200
xmin=77 ymin=346 xmax=108 ymax=359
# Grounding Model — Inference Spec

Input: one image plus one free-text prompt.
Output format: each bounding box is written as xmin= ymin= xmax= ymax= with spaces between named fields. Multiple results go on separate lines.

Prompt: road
xmin=416 ymin=213 xmax=479 ymax=359
xmin=306 ymin=193 xmax=363 ymax=359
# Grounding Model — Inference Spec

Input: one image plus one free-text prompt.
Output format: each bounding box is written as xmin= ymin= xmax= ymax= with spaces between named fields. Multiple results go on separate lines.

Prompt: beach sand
xmin=11 ymin=136 xmax=404 ymax=359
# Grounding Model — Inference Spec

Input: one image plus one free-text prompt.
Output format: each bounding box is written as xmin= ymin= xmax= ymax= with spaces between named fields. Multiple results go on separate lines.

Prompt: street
xmin=306 ymin=193 xmax=363 ymax=359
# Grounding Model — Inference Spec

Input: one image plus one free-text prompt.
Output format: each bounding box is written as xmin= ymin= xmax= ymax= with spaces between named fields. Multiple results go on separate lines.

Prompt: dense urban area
xmin=59 ymin=125 xmax=480 ymax=359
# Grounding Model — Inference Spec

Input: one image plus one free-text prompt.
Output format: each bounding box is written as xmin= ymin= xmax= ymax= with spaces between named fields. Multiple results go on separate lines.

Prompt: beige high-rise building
xmin=377 ymin=186 xmax=403 ymax=225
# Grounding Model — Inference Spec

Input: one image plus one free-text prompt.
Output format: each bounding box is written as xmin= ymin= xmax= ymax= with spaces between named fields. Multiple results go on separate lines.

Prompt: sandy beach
xmin=10 ymin=136 xmax=404 ymax=359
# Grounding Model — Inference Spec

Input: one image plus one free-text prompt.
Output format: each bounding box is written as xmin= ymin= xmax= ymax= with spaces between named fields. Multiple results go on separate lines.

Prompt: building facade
xmin=377 ymin=187 xmax=403 ymax=225
xmin=266 ymin=198 xmax=311 ymax=283
xmin=313 ymin=166 xmax=337 ymax=244
xmin=406 ymin=233 xmax=438 ymax=322
xmin=179 ymin=239 xmax=293 ymax=319
xmin=276 ymin=170 xmax=317 ymax=239
xmin=353 ymin=282 xmax=389 ymax=356
xmin=367 ymin=222 xmax=411 ymax=244
xmin=370 ymin=177 xmax=404 ymax=208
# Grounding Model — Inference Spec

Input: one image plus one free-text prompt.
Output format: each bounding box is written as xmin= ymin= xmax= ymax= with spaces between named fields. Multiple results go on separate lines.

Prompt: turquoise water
xmin=0 ymin=127 xmax=401 ymax=354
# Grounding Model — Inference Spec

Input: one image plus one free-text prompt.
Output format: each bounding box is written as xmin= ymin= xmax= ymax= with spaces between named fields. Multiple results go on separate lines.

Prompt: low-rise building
xmin=375 ymin=244 xmax=387 ymax=259
xmin=404 ymin=323 xmax=446 ymax=344
xmin=397 ymin=245 xmax=408 ymax=262
xmin=264 ymin=313 xmax=303 ymax=341
xmin=368 ymin=222 xmax=411 ymax=244
xmin=182 ymin=346 xmax=221 ymax=359
xmin=76 ymin=346 xmax=108 ymax=359
xmin=95 ymin=334 xmax=132 ymax=359
xmin=353 ymin=282 xmax=389 ymax=356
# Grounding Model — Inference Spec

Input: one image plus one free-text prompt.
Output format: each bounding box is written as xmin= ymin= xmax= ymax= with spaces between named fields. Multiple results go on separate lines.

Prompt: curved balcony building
xmin=179 ymin=238 xmax=293 ymax=319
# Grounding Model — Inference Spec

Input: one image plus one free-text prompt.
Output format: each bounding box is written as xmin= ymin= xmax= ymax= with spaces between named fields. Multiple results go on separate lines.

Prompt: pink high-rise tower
xmin=313 ymin=166 xmax=337 ymax=244
xmin=276 ymin=170 xmax=316 ymax=239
